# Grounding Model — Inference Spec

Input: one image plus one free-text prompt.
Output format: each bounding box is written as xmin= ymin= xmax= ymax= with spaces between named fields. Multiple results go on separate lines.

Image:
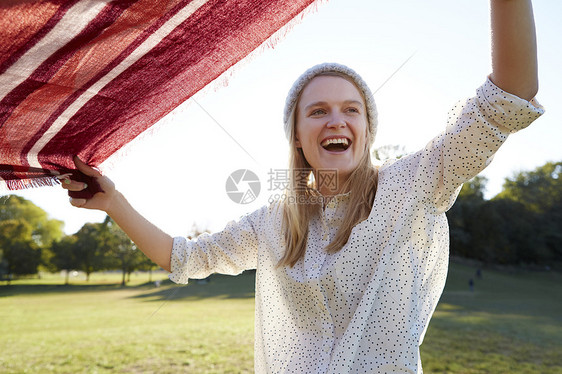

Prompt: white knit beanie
xmin=283 ymin=63 xmax=377 ymax=145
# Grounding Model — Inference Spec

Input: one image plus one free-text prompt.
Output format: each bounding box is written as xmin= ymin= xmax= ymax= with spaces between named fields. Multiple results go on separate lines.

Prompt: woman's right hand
xmin=61 ymin=156 xmax=173 ymax=271
xmin=61 ymin=156 xmax=117 ymax=213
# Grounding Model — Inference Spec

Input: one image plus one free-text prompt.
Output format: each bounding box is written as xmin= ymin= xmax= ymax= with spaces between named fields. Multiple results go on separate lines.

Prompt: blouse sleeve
xmin=408 ymin=77 xmax=544 ymax=213
xmin=168 ymin=207 xmax=266 ymax=284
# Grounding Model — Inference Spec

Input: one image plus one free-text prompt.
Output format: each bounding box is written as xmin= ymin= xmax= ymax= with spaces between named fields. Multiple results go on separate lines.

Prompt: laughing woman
xmin=63 ymin=1 xmax=543 ymax=372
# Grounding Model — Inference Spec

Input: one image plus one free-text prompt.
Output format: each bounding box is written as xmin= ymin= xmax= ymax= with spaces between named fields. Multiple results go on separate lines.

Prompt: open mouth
xmin=321 ymin=137 xmax=351 ymax=152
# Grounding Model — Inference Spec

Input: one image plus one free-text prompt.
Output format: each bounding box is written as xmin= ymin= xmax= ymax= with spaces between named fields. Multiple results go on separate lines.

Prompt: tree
xmin=0 ymin=195 xmax=64 ymax=278
xmin=50 ymin=236 xmax=79 ymax=285
xmin=0 ymin=220 xmax=41 ymax=283
xmin=99 ymin=216 xmax=144 ymax=286
xmin=447 ymin=162 xmax=562 ymax=267
xmin=540 ymin=199 xmax=562 ymax=264
xmin=47 ymin=216 xmax=158 ymax=286
xmin=372 ymin=144 xmax=407 ymax=161
xmin=73 ymin=223 xmax=107 ymax=281
xmin=447 ymin=176 xmax=488 ymax=259
xmin=448 ymin=174 xmax=553 ymax=265
xmin=458 ymin=176 xmax=487 ymax=201
xmin=136 ymin=254 xmax=160 ymax=283
xmin=497 ymin=162 xmax=562 ymax=213
xmin=494 ymin=162 xmax=562 ymax=265
xmin=0 ymin=195 xmax=64 ymax=247
xmin=470 ymin=199 xmax=538 ymax=264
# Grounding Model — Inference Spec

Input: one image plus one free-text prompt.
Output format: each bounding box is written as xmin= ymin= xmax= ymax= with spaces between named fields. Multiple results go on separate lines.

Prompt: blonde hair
xmin=279 ymin=73 xmax=378 ymax=267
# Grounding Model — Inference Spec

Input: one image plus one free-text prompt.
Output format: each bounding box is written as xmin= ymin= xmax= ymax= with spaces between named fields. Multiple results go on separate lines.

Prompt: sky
xmin=10 ymin=0 xmax=562 ymax=236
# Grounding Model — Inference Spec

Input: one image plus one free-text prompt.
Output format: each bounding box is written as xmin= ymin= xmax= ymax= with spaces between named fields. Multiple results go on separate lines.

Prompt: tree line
xmin=1 ymin=160 xmax=561 ymax=284
xmin=0 ymin=196 xmax=158 ymax=285
xmin=447 ymin=161 xmax=562 ymax=268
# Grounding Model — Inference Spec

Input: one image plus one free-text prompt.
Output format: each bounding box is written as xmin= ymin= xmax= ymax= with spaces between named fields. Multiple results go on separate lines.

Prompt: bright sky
xmin=12 ymin=0 xmax=562 ymax=236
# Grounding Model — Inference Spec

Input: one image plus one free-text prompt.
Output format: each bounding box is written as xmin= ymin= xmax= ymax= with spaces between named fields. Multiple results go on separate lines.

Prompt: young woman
xmin=63 ymin=1 xmax=543 ymax=372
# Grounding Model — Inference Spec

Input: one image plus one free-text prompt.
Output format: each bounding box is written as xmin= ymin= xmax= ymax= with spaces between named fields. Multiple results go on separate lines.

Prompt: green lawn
xmin=421 ymin=263 xmax=562 ymax=374
xmin=1 ymin=263 xmax=561 ymax=373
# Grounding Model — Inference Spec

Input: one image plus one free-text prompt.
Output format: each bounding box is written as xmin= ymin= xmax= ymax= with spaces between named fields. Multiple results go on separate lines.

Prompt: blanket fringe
xmin=0 ymin=175 xmax=60 ymax=194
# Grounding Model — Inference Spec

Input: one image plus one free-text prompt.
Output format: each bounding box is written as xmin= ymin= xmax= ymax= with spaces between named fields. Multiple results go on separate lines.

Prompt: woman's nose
xmin=326 ymin=113 xmax=346 ymax=128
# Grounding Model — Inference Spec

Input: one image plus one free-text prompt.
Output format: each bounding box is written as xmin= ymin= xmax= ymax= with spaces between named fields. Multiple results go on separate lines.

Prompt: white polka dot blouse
xmin=169 ymin=78 xmax=544 ymax=373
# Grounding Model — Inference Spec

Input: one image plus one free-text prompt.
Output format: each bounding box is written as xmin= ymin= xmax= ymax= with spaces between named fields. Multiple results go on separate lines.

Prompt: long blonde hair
xmin=279 ymin=72 xmax=378 ymax=267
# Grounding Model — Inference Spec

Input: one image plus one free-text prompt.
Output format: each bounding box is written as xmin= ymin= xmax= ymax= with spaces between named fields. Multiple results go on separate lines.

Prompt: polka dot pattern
xmin=169 ymin=78 xmax=544 ymax=373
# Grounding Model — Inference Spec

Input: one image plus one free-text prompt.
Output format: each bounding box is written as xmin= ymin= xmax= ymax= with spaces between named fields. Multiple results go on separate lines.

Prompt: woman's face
xmin=295 ymin=75 xmax=369 ymax=191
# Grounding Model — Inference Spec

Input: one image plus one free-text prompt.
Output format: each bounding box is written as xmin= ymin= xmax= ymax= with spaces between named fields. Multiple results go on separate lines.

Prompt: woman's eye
xmin=310 ymin=109 xmax=326 ymax=116
xmin=346 ymin=107 xmax=359 ymax=113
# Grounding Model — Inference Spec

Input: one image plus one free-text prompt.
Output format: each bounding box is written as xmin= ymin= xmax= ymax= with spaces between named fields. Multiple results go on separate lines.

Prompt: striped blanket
xmin=0 ymin=0 xmax=317 ymax=196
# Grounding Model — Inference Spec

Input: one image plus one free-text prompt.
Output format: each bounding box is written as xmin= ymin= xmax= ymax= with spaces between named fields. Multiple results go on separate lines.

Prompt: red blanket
xmin=0 ymin=0 xmax=318 ymax=196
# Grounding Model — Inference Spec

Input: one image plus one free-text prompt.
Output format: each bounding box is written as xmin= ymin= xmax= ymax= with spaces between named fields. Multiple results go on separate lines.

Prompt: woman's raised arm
xmin=62 ymin=157 xmax=173 ymax=272
xmin=489 ymin=0 xmax=539 ymax=100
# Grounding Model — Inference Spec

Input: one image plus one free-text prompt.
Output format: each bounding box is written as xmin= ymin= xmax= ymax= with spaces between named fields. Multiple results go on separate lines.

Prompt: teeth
xmin=321 ymin=138 xmax=349 ymax=147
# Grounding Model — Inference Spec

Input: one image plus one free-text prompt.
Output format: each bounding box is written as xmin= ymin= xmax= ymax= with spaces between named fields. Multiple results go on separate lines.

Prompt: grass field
xmin=1 ymin=263 xmax=561 ymax=373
